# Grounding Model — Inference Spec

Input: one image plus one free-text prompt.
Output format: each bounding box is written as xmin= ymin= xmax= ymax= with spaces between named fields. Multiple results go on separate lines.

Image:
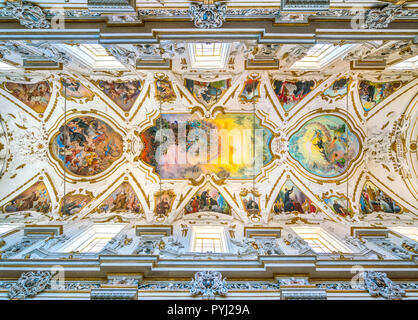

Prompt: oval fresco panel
xmin=52 ymin=116 xmax=123 ymax=176
xmin=288 ymin=115 xmax=360 ymax=178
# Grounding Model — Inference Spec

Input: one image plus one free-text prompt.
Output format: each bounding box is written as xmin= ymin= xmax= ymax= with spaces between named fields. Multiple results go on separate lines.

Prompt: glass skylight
xmin=290 ymin=43 xmax=357 ymax=70
xmin=79 ymin=44 xmax=126 ymax=70
xmin=192 ymin=227 xmax=226 ymax=253
xmin=0 ymin=224 xmax=19 ymax=236
xmin=390 ymin=227 xmax=418 ymax=242
xmin=388 ymin=55 xmax=418 ymax=70
xmin=60 ymin=224 xmax=126 ymax=253
xmin=56 ymin=43 xmax=127 ymax=71
xmin=0 ymin=61 xmax=18 ymax=71
xmin=292 ymin=227 xmax=352 ymax=254
xmin=188 ymin=42 xmax=230 ymax=69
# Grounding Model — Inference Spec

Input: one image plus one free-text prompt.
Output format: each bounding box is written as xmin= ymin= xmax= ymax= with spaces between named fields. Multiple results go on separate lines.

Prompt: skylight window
xmin=0 ymin=61 xmax=18 ymax=71
xmin=192 ymin=227 xmax=226 ymax=253
xmin=0 ymin=224 xmax=19 ymax=236
xmin=290 ymin=43 xmax=357 ymax=70
xmin=292 ymin=227 xmax=352 ymax=254
xmin=56 ymin=43 xmax=127 ymax=71
xmin=79 ymin=44 xmax=126 ymax=70
xmin=390 ymin=227 xmax=418 ymax=242
xmin=388 ymin=55 xmax=418 ymax=70
xmin=60 ymin=224 xmax=126 ymax=253
xmin=188 ymin=42 xmax=230 ymax=69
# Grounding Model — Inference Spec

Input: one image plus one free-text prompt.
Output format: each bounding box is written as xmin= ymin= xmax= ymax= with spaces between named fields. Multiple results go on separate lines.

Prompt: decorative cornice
xmin=0 ymin=1 xmax=50 ymax=29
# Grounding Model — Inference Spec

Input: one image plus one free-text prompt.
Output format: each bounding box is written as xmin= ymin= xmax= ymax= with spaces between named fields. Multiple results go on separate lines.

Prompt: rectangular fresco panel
xmin=239 ymin=78 xmax=260 ymax=103
xmin=140 ymin=113 xmax=273 ymax=180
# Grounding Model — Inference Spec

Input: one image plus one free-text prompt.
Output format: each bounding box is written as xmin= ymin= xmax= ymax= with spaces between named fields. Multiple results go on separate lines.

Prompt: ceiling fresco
xmin=185 ymin=78 xmax=231 ymax=107
xmin=51 ymin=116 xmax=124 ymax=177
xmin=358 ymin=80 xmax=405 ymax=112
xmin=288 ymin=115 xmax=360 ymax=178
xmin=96 ymin=80 xmax=143 ymax=112
xmin=139 ymin=113 xmax=273 ymax=180
xmin=0 ymin=40 xmax=416 ymax=230
xmin=4 ymin=81 xmax=51 ymax=114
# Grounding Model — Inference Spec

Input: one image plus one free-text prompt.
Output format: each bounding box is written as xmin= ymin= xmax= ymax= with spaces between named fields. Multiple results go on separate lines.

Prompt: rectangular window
xmin=60 ymin=224 xmax=126 ymax=253
xmin=0 ymin=224 xmax=19 ymax=236
xmin=0 ymin=61 xmax=18 ymax=71
xmin=292 ymin=227 xmax=351 ymax=254
xmin=388 ymin=55 xmax=418 ymax=70
xmin=56 ymin=43 xmax=127 ymax=71
xmin=188 ymin=42 xmax=230 ymax=69
xmin=390 ymin=227 xmax=418 ymax=242
xmin=290 ymin=43 xmax=357 ymax=70
xmin=192 ymin=227 xmax=226 ymax=253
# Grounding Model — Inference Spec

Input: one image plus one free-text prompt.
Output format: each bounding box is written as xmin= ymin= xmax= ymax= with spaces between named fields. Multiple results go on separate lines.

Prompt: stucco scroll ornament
xmin=364 ymin=271 xmax=405 ymax=300
xmin=189 ymin=2 xmax=227 ymax=29
xmin=1 ymin=1 xmax=50 ymax=29
xmin=190 ymin=270 xmax=228 ymax=298
xmin=364 ymin=4 xmax=413 ymax=29
xmin=8 ymin=271 xmax=54 ymax=300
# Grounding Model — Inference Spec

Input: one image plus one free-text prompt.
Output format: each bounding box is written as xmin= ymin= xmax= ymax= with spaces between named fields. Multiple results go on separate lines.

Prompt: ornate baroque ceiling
xmin=0 ymin=35 xmax=416 ymax=228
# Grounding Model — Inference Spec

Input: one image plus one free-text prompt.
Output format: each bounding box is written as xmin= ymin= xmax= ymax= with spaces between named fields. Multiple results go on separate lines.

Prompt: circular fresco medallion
xmin=288 ymin=115 xmax=360 ymax=178
xmin=52 ymin=116 xmax=123 ymax=177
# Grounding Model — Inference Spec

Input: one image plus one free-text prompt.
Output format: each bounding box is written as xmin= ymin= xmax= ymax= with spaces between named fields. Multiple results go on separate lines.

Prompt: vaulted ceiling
xmin=0 ymin=0 xmax=417 ymax=230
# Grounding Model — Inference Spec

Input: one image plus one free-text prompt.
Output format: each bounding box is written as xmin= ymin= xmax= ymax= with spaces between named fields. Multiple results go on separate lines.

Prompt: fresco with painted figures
xmin=5 ymin=81 xmax=51 ymax=113
xmin=97 ymin=80 xmax=142 ymax=112
xmin=324 ymin=196 xmax=353 ymax=218
xmin=154 ymin=190 xmax=175 ymax=218
xmin=272 ymin=80 xmax=315 ymax=111
xmin=61 ymin=78 xmax=94 ymax=101
xmin=288 ymin=115 xmax=360 ymax=178
xmin=155 ymin=77 xmax=176 ymax=102
xmin=185 ymin=184 xmax=231 ymax=215
xmin=241 ymin=192 xmax=260 ymax=217
xmin=140 ymin=113 xmax=273 ymax=180
xmin=359 ymin=80 xmax=404 ymax=112
xmin=239 ymin=78 xmax=260 ymax=103
xmin=185 ymin=78 xmax=231 ymax=107
xmin=3 ymin=181 xmax=51 ymax=213
xmin=60 ymin=194 xmax=93 ymax=216
xmin=52 ymin=116 xmax=123 ymax=176
xmin=323 ymin=78 xmax=349 ymax=98
xmin=272 ymin=179 xmax=317 ymax=215
xmin=359 ymin=180 xmax=401 ymax=214
xmin=98 ymin=182 xmax=143 ymax=214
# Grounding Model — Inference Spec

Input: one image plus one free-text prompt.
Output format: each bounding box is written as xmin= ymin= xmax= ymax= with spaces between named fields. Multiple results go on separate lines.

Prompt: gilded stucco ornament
xmin=190 ymin=2 xmax=227 ymax=29
xmin=1 ymin=1 xmax=50 ymax=29
xmin=8 ymin=271 xmax=54 ymax=300
xmin=364 ymin=271 xmax=405 ymax=299
xmin=190 ymin=270 xmax=228 ymax=297
xmin=364 ymin=4 xmax=415 ymax=29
